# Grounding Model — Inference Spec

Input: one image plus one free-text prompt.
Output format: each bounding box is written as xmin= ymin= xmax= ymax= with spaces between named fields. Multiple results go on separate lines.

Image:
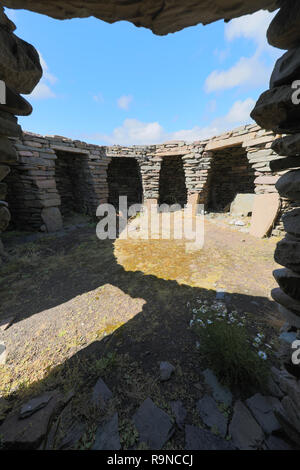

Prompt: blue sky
xmin=6 ymin=7 xmax=281 ymax=145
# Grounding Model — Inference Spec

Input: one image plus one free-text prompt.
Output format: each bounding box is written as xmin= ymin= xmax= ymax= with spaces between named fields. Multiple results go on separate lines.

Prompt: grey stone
xmin=250 ymin=86 xmax=300 ymax=134
xmin=230 ymin=193 xmax=254 ymax=216
xmin=170 ymin=400 xmax=186 ymax=430
xmin=0 ymin=1 xmax=279 ymax=36
xmin=274 ymin=268 xmax=300 ymax=301
xmin=20 ymin=392 xmax=53 ymax=418
xmin=0 ymin=27 xmax=42 ymax=94
xmin=160 ymin=361 xmax=175 ymax=381
xmin=265 ymin=435 xmax=293 ymax=451
xmin=229 ymin=400 xmax=265 ymax=450
xmin=275 ymin=238 xmax=300 ymax=274
xmin=272 ymin=134 xmax=300 ymax=157
xmin=245 ymin=394 xmax=281 ymax=435
xmin=202 ymin=369 xmax=232 ymax=406
xmin=0 ymin=164 xmax=10 ymax=182
xmin=267 ymin=1 xmax=300 ymax=50
xmin=0 ymin=137 xmax=17 ymax=164
xmin=0 ymin=182 xmax=7 ymax=200
xmin=281 ymin=396 xmax=300 ymax=437
xmin=0 ymin=390 xmax=64 ymax=449
xmin=272 ymin=288 xmax=300 ymax=314
xmin=282 ymin=209 xmax=300 ymax=238
xmin=132 ymin=398 xmax=174 ymax=450
xmin=270 ymin=156 xmax=300 ymax=172
xmin=196 ymin=394 xmax=228 ymax=437
xmin=0 ymin=113 xmax=22 ymax=137
xmin=0 ymin=205 xmax=10 ymax=232
xmin=41 ymin=207 xmax=63 ymax=232
xmin=0 ymin=341 xmax=7 ymax=365
xmin=92 ymin=377 xmax=112 ymax=407
xmin=267 ymin=375 xmax=284 ymax=399
xmin=278 ymin=304 xmax=300 ymax=329
xmin=92 ymin=413 xmax=121 ymax=450
xmin=276 ymin=170 xmax=300 ymax=201
xmin=0 ymin=86 xmax=32 ymax=116
xmin=270 ymin=47 xmax=300 ymax=89
xmin=185 ymin=425 xmax=235 ymax=450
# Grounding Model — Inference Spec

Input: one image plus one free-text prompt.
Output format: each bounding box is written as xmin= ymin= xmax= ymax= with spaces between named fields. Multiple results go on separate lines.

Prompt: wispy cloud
xmin=205 ymin=10 xmax=280 ymax=93
xmin=117 ymin=94 xmax=133 ymax=110
xmin=83 ymin=97 xmax=254 ymax=145
xmin=30 ymin=52 xmax=57 ymax=100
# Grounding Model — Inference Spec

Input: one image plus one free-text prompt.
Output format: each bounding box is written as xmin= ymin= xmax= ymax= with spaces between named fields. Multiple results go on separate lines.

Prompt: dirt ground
xmin=0 ymin=216 xmax=284 ymax=448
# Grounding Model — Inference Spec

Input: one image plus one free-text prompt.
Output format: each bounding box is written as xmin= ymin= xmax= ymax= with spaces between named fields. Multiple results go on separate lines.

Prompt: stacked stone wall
xmin=5 ymin=123 xmax=293 ymax=234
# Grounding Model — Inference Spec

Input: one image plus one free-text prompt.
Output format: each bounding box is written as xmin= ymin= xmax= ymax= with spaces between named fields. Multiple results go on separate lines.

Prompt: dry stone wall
xmin=5 ymin=123 xmax=291 ymax=235
xmin=0 ymin=6 xmax=41 ymax=255
xmin=250 ymin=0 xmax=300 ymax=444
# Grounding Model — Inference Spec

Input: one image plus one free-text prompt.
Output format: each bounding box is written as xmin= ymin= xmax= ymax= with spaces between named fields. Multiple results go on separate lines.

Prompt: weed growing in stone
xmin=191 ymin=301 xmax=269 ymax=392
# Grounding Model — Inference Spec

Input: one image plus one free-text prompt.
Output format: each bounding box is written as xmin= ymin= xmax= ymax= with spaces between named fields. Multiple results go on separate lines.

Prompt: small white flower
xmin=258 ymin=351 xmax=267 ymax=360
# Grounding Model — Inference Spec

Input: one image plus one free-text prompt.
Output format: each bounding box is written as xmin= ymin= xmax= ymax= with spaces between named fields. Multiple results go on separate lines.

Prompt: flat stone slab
xmin=202 ymin=369 xmax=232 ymax=406
xmin=229 ymin=400 xmax=265 ymax=450
xmin=230 ymin=193 xmax=254 ymax=217
xmin=245 ymin=394 xmax=281 ymax=435
xmin=170 ymin=400 xmax=187 ymax=430
xmin=250 ymin=193 xmax=280 ymax=238
xmin=132 ymin=398 xmax=174 ymax=450
xmin=185 ymin=425 xmax=235 ymax=450
xmin=92 ymin=377 xmax=113 ymax=408
xmin=197 ymin=394 xmax=228 ymax=437
xmin=272 ymin=288 xmax=300 ymax=314
xmin=160 ymin=361 xmax=175 ymax=381
xmin=41 ymin=207 xmax=63 ymax=233
xmin=273 ymin=268 xmax=300 ymax=302
xmin=0 ymin=390 xmax=63 ymax=449
xmin=20 ymin=392 xmax=54 ymax=419
xmin=92 ymin=413 xmax=121 ymax=450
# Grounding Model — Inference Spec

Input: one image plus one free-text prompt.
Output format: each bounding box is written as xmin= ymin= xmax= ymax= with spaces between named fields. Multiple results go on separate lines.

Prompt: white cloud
xmin=31 ymin=83 xmax=56 ymax=100
xmin=205 ymin=55 xmax=270 ymax=92
xmin=205 ymin=10 xmax=279 ymax=93
xmin=85 ymin=98 xmax=254 ymax=145
xmin=225 ymin=10 xmax=275 ymax=51
xmin=92 ymin=118 xmax=164 ymax=145
xmin=117 ymin=95 xmax=133 ymax=110
xmin=30 ymin=52 xmax=57 ymax=100
xmin=224 ymin=97 xmax=255 ymax=123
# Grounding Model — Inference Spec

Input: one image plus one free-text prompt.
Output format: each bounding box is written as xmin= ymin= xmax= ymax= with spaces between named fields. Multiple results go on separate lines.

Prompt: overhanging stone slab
xmin=51 ymin=145 xmax=89 ymax=155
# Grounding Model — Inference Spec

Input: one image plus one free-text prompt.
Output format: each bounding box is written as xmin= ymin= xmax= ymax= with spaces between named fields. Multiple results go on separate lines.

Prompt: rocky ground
xmin=0 ymin=215 xmax=295 ymax=449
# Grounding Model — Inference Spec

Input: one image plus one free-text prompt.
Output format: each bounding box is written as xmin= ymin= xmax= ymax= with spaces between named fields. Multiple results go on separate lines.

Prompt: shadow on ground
xmin=0 ymin=225 xmax=283 ymax=449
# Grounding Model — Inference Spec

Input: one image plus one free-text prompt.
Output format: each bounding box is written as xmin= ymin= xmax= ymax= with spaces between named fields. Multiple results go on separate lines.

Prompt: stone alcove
xmin=158 ymin=155 xmax=187 ymax=208
xmin=54 ymin=149 xmax=92 ymax=218
xmin=107 ymin=157 xmax=143 ymax=210
xmin=208 ymin=145 xmax=256 ymax=212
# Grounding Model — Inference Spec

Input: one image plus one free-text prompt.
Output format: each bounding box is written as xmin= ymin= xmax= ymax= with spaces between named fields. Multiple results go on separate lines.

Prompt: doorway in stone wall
xmin=208 ymin=145 xmax=255 ymax=212
xmin=55 ymin=150 xmax=91 ymax=222
xmin=107 ymin=157 xmax=143 ymax=210
xmin=158 ymin=155 xmax=187 ymax=209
